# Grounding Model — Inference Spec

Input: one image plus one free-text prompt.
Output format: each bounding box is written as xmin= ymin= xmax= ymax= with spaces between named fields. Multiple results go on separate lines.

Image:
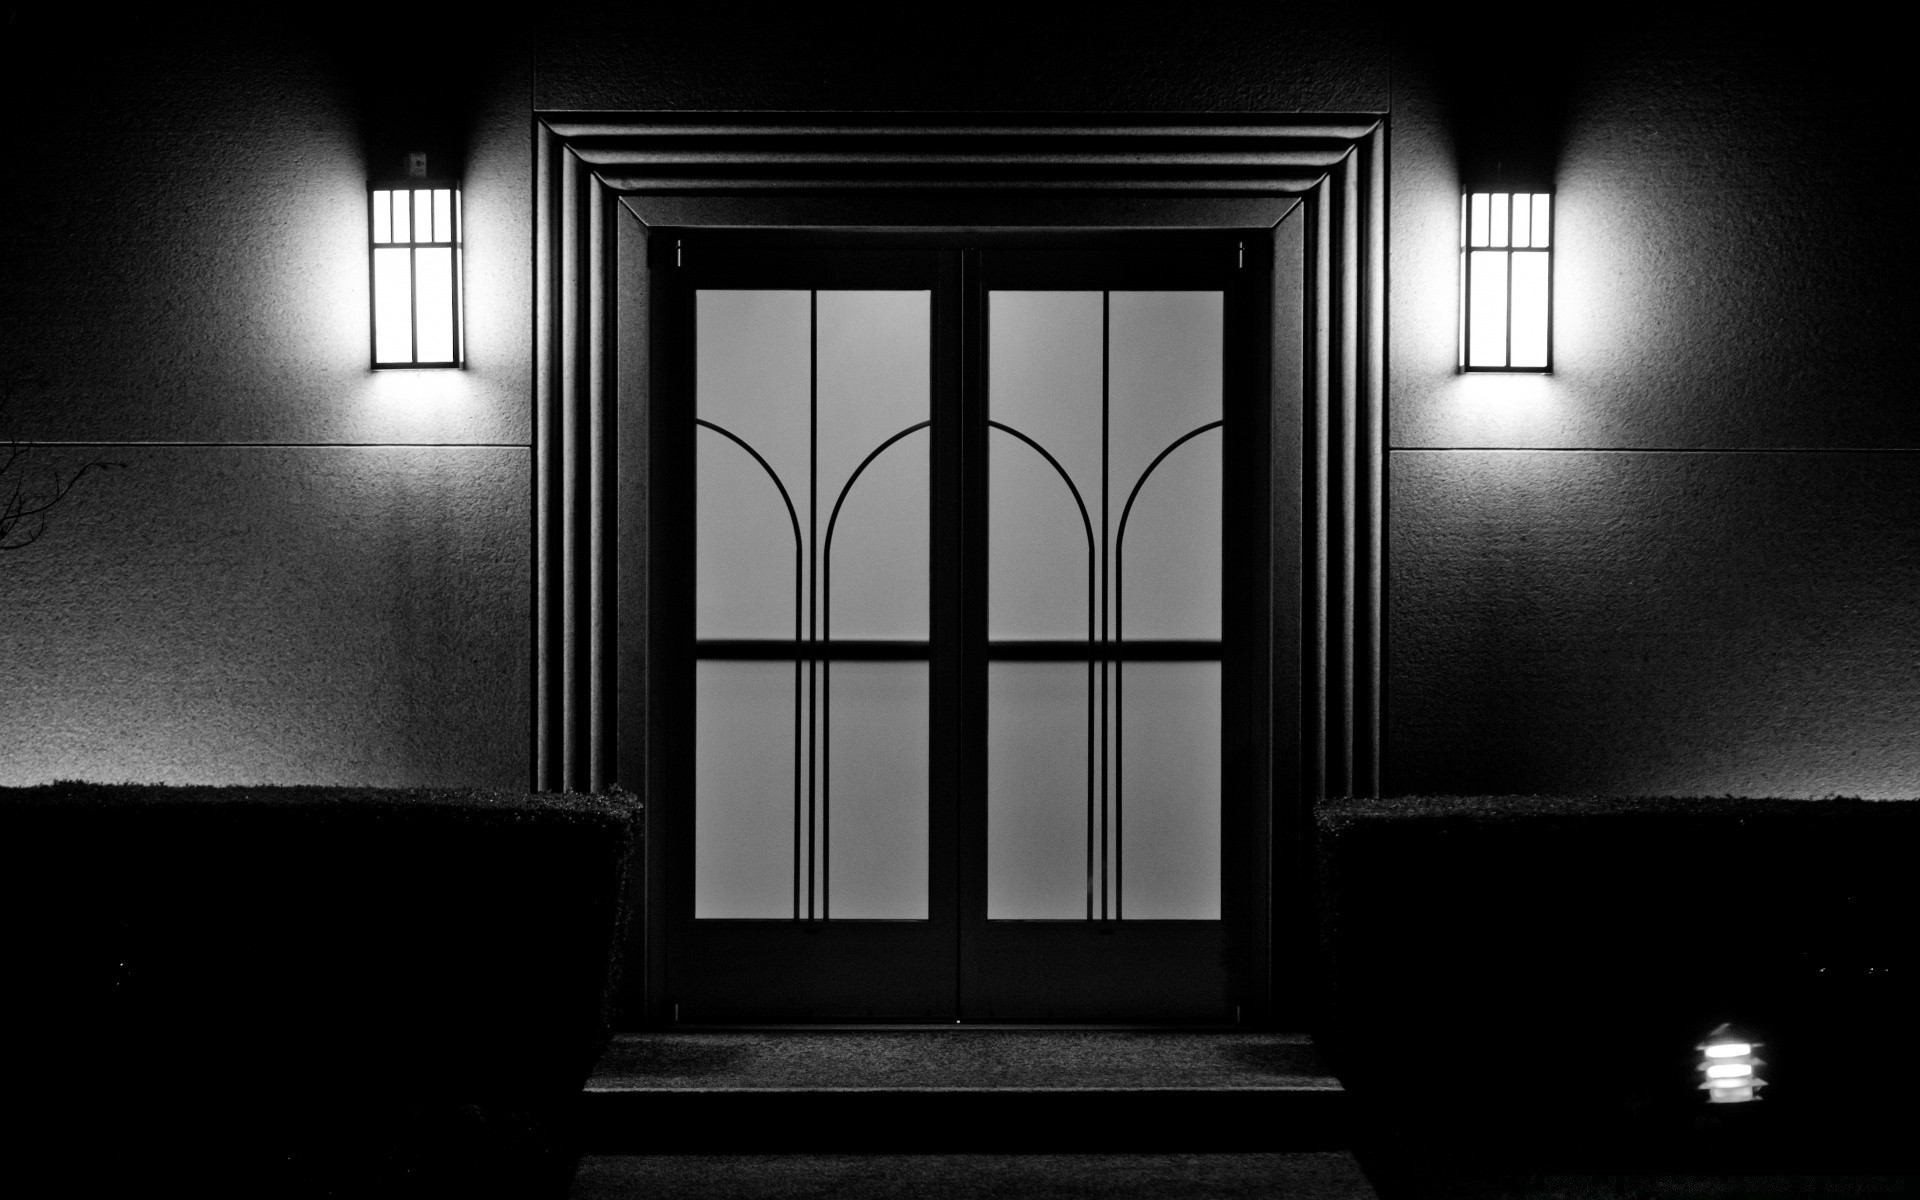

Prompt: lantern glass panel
xmin=1509 ymin=252 xmax=1550 ymax=368
xmin=1461 ymin=192 xmax=1552 ymax=372
xmin=368 ymin=180 xmax=464 ymax=368
xmin=416 ymin=247 xmax=456 ymax=363
xmin=1467 ymin=249 xmax=1509 ymax=367
xmin=373 ymin=247 xmax=413 ymax=364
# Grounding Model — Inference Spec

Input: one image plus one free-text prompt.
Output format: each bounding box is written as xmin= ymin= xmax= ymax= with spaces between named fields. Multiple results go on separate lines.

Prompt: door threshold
xmin=658 ymin=1023 xmax=1302 ymax=1034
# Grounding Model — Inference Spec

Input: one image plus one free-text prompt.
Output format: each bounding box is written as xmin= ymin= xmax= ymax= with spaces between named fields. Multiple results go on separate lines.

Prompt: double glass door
xmin=652 ymin=236 xmax=1268 ymax=1022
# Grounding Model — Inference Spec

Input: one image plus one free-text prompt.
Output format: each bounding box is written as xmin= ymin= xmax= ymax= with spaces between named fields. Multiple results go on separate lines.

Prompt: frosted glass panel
xmin=694 ymin=290 xmax=930 ymax=922
xmin=414 ymin=247 xmax=455 ymax=362
xmin=987 ymin=288 xmax=1223 ymax=922
xmin=1467 ymin=250 xmax=1509 ymax=367
xmin=1118 ymin=662 xmax=1220 ymax=919
xmin=698 ymin=290 xmax=929 ymax=641
xmin=817 ymin=291 xmax=930 ymax=641
xmin=433 ymin=189 xmax=453 ymax=243
xmin=826 ymin=663 xmax=928 ymax=919
xmin=697 ymin=291 xmax=810 ymax=639
xmin=372 ymin=247 xmax=411 ymax=363
xmin=698 ymin=425 xmax=799 ymax=640
xmin=988 ymin=663 xmax=1093 ymax=919
xmin=1510 ymin=252 xmax=1551 ymax=369
xmin=371 ymin=190 xmax=391 ymax=243
xmin=989 ymin=292 xmax=1102 ymax=641
xmin=696 ymin=661 xmax=800 ymax=919
xmin=1108 ymin=292 xmax=1222 ymax=640
xmin=989 ymin=431 xmax=1094 ymax=641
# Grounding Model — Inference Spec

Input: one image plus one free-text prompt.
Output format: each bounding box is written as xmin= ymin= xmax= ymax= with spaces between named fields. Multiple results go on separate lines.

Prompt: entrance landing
xmin=578 ymin=1031 xmax=1347 ymax=1154
xmin=588 ymin=1029 xmax=1342 ymax=1092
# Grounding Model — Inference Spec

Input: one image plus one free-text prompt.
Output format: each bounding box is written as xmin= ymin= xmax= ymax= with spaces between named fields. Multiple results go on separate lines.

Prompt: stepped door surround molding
xmin=532 ymin=112 xmax=1385 ymax=1019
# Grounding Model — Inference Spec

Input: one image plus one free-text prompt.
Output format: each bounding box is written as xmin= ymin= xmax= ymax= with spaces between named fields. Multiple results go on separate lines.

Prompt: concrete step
xmin=577 ymin=1030 xmax=1350 ymax=1153
xmin=570 ymin=1152 xmax=1381 ymax=1199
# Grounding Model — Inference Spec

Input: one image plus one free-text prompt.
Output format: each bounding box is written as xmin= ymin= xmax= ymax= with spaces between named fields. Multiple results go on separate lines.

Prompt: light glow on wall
xmin=1460 ymin=192 xmax=1552 ymax=372
xmin=369 ymin=181 xmax=464 ymax=369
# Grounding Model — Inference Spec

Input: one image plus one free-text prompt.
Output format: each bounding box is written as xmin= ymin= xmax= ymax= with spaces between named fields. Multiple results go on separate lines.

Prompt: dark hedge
xmin=1 ymin=783 xmax=643 ymax=1198
xmin=1314 ymin=795 xmax=1920 ymax=1175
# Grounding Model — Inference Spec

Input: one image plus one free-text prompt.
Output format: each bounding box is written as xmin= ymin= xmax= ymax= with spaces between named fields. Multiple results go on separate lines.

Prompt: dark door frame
xmin=531 ymin=113 xmax=1387 ymax=1027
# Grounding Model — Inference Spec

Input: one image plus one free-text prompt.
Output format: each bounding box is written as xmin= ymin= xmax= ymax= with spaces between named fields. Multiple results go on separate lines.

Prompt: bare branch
xmin=0 ymin=367 xmax=125 ymax=555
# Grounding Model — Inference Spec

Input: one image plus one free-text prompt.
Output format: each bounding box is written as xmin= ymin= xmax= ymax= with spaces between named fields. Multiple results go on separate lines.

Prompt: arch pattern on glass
xmin=694 ymin=288 xmax=931 ymax=921
xmin=987 ymin=290 xmax=1223 ymax=922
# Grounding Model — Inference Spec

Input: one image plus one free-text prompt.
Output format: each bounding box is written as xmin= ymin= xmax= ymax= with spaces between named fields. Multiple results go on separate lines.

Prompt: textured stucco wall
xmin=1 ymin=17 xmax=532 ymax=786
xmin=4 ymin=10 xmax=1911 ymax=798
xmin=532 ymin=8 xmax=1387 ymax=111
xmin=1388 ymin=18 xmax=1918 ymax=797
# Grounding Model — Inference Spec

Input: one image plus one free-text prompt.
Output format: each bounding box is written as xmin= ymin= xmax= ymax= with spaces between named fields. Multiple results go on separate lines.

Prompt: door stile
xmin=928 ymin=248 xmax=965 ymax=1012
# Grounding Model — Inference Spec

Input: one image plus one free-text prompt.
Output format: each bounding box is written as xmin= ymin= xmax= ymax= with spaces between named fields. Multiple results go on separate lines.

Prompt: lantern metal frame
xmin=1458 ymin=190 xmax=1553 ymax=373
xmin=367 ymin=178 xmax=466 ymax=369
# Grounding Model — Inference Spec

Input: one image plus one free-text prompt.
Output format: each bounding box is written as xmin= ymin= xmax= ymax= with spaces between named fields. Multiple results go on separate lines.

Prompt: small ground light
xmin=369 ymin=153 xmax=464 ymax=369
xmin=1697 ymin=1023 xmax=1766 ymax=1103
xmin=1459 ymin=191 xmax=1552 ymax=371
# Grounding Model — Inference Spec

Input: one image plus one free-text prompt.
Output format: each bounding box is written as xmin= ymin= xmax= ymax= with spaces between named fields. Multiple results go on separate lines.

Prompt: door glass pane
xmin=987 ymin=662 xmax=1092 ymax=919
xmin=817 ymin=291 xmax=930 ymax=641
xmin=1118 ymin=662 xmax=1220 ymax=919
xmin=1109 ymin=292 xmax=1222 ymax=640
xmin=987 ymin=289 xmax=1223 ymax=922
xmin=695 ymin=289 xmax=930 ymax=921
xmin=826 ymin=663 xmax=928 ymax=919
xmin=697 ymin=290 xmax=809 ymax=641
xmin=696 ymin=661 xmax=799 ymax=919
xmin=988 ymin=292 xmax=1102 ymax=641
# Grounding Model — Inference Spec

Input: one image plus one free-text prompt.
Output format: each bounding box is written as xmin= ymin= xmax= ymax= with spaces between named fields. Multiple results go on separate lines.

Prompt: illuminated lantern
xmin=1696 ymin=1023 xmax=1767 ymax=1104
xmin=1459 ymin=191 xmax=1552 ymax=371
xmin=369 ymin=153 xmax=464 ymax=369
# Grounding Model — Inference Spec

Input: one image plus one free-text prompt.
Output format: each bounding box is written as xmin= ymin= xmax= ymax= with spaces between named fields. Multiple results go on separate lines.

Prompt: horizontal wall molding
xmin=534 ymin=111 xmax=1386 ymax=803
xmin=1391 ymin=446 xmax=1920 ymax=454
xmin=17 ymin=442 xmax=534 ymax=449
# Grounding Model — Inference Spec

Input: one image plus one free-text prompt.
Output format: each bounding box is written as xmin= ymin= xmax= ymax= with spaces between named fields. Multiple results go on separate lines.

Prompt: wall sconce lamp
xmin=369 ymin=153 xmax=464 ymax=369
xmin=1460 ymin=191 xmax=1552 ymax=371
xmin=1696 ymin=1023 xmax=1767 ymax=1104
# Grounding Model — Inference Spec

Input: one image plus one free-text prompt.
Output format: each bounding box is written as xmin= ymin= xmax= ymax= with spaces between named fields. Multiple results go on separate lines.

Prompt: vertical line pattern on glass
xmin=368 ymin=185 xmax=465 ymax=368
xmin=694 ymin=290 xmax=931 ymax=920
xmin=808 ymin=292 xmax=819 ymax=920
xmin=986 ymin=290 xmax=1223 ymax=921
xmin=1460 ymin=192 xmax=1551 ymax=371
xmin=1099 ymin=294 xmax=1111 ymax=921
